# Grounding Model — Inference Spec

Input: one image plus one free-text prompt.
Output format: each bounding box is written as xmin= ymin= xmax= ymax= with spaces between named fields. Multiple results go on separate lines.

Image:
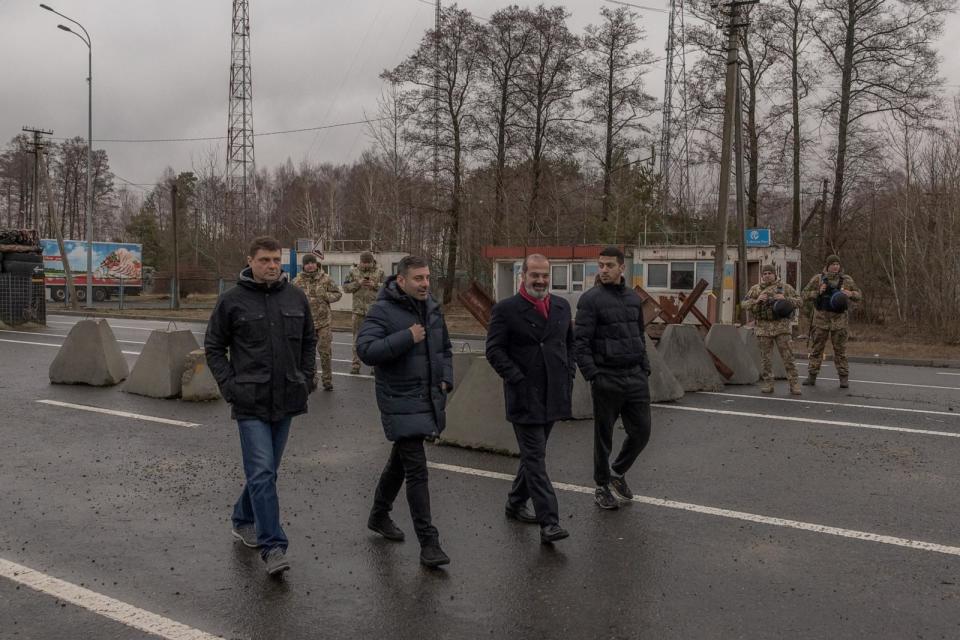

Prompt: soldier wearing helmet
xmin=801 ymin=254 xmax=863 ymax=388
xmin=743 ymin=264 xmax=803 ymax=395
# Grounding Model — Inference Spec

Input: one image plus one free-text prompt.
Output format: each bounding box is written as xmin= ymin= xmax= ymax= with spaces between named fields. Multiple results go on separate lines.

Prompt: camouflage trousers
xmin=315 ymin=324 xmax=333 ymax=386
xmin=351 ymin=313 xmax=365 ymax=371
xmin=808 ymin=327 xmax=849 ymax=377
xmin=758 ymin=334 xmax=799 ymax=383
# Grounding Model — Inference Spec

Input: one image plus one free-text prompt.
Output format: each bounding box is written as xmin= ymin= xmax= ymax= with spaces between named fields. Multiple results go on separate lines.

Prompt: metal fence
xmin=0 ymin=274 xmax=46 ymax=326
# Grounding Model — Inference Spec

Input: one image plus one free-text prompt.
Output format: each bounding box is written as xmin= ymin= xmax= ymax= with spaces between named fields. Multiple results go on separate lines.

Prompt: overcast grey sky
xmin=2 ymin=0 xmax=959 ymax=192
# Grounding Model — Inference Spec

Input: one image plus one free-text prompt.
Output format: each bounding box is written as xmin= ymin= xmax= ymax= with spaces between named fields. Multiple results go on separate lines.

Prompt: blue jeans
xmin=232 ymin=417 xmax=292 ymax=557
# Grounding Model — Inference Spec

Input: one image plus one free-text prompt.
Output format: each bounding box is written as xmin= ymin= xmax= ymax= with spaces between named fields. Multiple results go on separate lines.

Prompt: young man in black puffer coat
xmin=357 ymin=255 xmax=454 ymax=568
xmin=574 ymin=246 xmax=652 ymax=511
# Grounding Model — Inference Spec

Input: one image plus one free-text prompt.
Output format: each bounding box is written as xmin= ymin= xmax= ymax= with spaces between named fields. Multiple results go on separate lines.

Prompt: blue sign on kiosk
xmin=745 ymin=228 xmax=772 ymax=247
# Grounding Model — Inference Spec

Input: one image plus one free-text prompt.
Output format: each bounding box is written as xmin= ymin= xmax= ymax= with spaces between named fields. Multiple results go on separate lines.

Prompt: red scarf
xmin=519 ymin=283 xmax=551 ymax=319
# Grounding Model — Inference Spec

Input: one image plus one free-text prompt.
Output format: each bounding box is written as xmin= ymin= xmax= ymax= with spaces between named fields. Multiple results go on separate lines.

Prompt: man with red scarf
xmin=486 ymin=254 xmax=575 ymax=544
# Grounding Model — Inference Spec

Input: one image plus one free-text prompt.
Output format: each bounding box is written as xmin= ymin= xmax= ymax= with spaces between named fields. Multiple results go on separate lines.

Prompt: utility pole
xmin=227 ymin=0 xmax=257 ymax=239
xmin=734 ymin=70 xmax=748 ymax=323
xmin=171 ymin=182 xmax=181 ymax=311
xmin=21 ymin=126 xmax=53 ymax=231
xmin=710 ymin=0 xmax=756 ymax=324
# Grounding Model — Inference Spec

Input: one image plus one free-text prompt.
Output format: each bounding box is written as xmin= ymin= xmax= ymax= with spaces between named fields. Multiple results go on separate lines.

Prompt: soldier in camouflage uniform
xmin=292 ymin=253 xmax=343 ymax=390
xmin=743 ymin=264 xmax=803 ymax=395
xmin=801 ymin=254 xmax=863 ymax=388
xmin=342 ymin=251 xmax=385 ymax=375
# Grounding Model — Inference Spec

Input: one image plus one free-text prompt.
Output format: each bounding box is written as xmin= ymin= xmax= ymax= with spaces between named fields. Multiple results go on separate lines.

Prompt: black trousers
xmin=371 ymin=437 xmax=438 ymax=546
xmin=508 ymin=422 xmax=559 ymax=526
xmin=591 ymin=373 xmax=652 ymax=487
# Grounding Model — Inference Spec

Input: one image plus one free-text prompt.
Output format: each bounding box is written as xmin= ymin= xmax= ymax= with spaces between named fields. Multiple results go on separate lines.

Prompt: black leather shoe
xmin=540 ymin=524 xmax=569 ymax=544
xmin=368 ymin=516 xmax=405 ymax=542
xmin=505 ymin=501 xmax=539 ymax=524
xmin=420 ymin=544 xmax=450 ymax=568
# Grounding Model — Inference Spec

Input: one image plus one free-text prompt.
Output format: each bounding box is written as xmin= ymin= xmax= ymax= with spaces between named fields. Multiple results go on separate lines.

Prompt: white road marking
xmin=813 ymin=377 xmax=960 ymax=391
xmin=332 ymin=371 xmax=375 ymax=380
xmin=937 ymin=372 xmax=960 ymax=377
xmin=656 ymin=404 xmax=960 ymax=439
xmin=428 ymin=462 xmax=960 ymax=558
xmin=0 ymin=557 xmax=221 ymax=640
xmin=46 ymin=319 xmax=205 ymax=334
xmin=700 ymin=391 xmax=960 ymax=418
xmin=0 ymin=329 xmax=147 ymax=345
xmin=36 ymin=400 xmax=200 ymax=428
xmin=0 ymin=338 xmax=140 ymax=355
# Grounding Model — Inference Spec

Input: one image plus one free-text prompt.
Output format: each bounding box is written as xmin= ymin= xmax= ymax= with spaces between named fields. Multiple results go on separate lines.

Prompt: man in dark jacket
xmin=575 ymin=246 xmax=652 ymax=510
xmin=204 ymin=236 xmax=317 ymax=576
xmin=486 ymin=254 xmax=573 ymax=544
xmin=357 ymin=255 xmax=453 ymax=568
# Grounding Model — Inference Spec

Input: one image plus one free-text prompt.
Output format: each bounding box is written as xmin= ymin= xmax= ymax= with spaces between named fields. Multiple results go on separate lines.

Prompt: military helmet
xmin=302 ymin=253 xmax=318 ymax=266
xmin=772 ymin=299 xmax=795 ymax=319
xmin=829 ymin=290 xmax=849 ymax=312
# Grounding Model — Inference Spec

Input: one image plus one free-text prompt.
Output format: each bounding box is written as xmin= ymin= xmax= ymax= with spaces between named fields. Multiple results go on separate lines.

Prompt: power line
xmin=48 ymin=117 xmax=388 ymax=144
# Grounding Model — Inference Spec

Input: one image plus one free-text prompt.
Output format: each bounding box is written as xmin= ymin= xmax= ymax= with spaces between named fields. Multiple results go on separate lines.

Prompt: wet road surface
xmin=1 ymin=316 xmax=959 ymax=638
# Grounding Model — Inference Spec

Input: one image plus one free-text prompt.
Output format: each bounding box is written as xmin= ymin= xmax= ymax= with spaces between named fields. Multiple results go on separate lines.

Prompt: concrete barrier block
xmin=181 ymin=349 xmax=221 ymax=402
xmin=657 ymin=324 xmax=725 ymax=392
xmin=705 ymin=324 xmax=760 ymax=384
xmin=49 ymin=319 xmax=129 ymax=386
xmin=440 ymin=356 xmax=518 ymax=456
xmin=647 ymin=336 xmax=685 ymax=402
xmin=124 ymin=329 xmax=200 ymax=398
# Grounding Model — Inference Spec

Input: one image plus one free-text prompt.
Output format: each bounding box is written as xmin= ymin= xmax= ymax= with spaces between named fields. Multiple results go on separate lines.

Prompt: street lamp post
xmin=41 ymin=4 xmax=94 ymax=308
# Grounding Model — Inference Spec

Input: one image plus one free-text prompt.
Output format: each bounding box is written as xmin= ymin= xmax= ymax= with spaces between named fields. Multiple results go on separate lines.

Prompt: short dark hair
xmin=398 ymin=255 xmax=429 ymax=276
xmin=360 ymin=251 xmax=375 ymax=264
xmin=599 ymin=245 xmax=625 ymax=265
xmin=301 ymin=253 xmax=318 ymax=265
xmin=522 ymin=253 xmax=549 ymax=273
xmin=248 ymin=236 xmax=282 ymax=257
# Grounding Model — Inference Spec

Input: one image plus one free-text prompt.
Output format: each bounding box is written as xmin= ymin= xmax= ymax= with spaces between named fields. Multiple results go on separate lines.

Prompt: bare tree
xmin=812 ymin=0 xmax=955 ymax=255
xmin=384 ymin=5 xmax=484 ymax=303
xmin=476 ymin=5 xmax=536 ymax=243
xmin=581 ymin=6 xmax=658 ymax=222
xmin=515 ymin=5 xmax=581 ymax=238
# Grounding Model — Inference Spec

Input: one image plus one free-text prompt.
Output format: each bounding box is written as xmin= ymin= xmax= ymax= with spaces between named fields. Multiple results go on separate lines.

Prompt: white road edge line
xmin=428 ymin=462 xmax=960 ymax=558
xmin=36 ymin=400 xmax=200 ymax=428
xmin=0 ymin=557 xmax=221 ymax=640
xmin=656 ymin=404 xmax=960 ymax=439
xmin=700 ymin=391 xmax=960 ymax=418
xmin=937 ymin=372 xmax=960 ymax=377
xmin=0 ymin=338 xmax=139 ymax=356
xmin=0 ymin=329 xmax=146 ymax=345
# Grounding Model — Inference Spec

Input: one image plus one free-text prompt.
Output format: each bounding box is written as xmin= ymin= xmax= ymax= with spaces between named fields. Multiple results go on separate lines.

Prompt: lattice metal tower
xmin=660 ymin=0 xmax=691 ymax=220
xmin=227 ymin=0 xmax=257 ymax=236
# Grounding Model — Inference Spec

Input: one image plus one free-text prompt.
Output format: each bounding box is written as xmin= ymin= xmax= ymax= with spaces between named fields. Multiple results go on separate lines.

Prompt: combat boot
xmin=802 ymin=373 xmax=817 ymax=386
xmin=789 ymin=379 xmax=802 ymax=395
xmin=839 ymin=375 xmax=849 ymax=389
xmin=760 ymin=381 xmax=774 ymax=394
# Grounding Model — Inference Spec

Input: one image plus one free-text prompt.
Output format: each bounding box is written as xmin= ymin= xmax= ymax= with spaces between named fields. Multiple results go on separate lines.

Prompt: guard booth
xmin=632 ymin=242 xmax=802 ymax=324
xmin=482 ymin=244 xmax=635 ymax=306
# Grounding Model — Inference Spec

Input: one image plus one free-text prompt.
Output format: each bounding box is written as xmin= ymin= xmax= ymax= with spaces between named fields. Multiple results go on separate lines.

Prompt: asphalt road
xmin=1 ymin=315 xmax=959 ymax=639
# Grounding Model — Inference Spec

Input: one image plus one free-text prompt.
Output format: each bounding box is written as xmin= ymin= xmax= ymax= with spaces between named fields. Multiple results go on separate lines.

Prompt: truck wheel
xmin=51 ymin=287 xmax=66 ymax=302
xmin=76 ymin=288 xmax=87 ymax=302
xmin=93 ymin=288 xmax=108 ymax=302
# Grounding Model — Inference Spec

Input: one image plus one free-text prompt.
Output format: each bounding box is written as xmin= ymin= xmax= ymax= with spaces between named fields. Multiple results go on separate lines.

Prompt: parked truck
xmin=41 ymin=239 xmax=143 ymax=302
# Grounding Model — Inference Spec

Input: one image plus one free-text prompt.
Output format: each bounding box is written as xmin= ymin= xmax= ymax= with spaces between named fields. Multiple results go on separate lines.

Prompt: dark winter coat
xmin=574 ymin=278 xmax=651 ymax=385
xmin=356 ymin=276 xmax=453 ymax=441
xmin=204 ymin=268 xmax=318 ymax=422
xmin=485 ymin=293 xmax=576 ymax=424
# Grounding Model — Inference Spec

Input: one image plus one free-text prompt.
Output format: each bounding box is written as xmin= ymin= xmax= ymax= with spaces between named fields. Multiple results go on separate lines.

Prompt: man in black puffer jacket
xmin=357 ymin=255 xmax=453 ymax=568
xmin=574 ymin=246 xmax=652 ymax=511
xmin=205 ymin=236 xmax=317 ymax=576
